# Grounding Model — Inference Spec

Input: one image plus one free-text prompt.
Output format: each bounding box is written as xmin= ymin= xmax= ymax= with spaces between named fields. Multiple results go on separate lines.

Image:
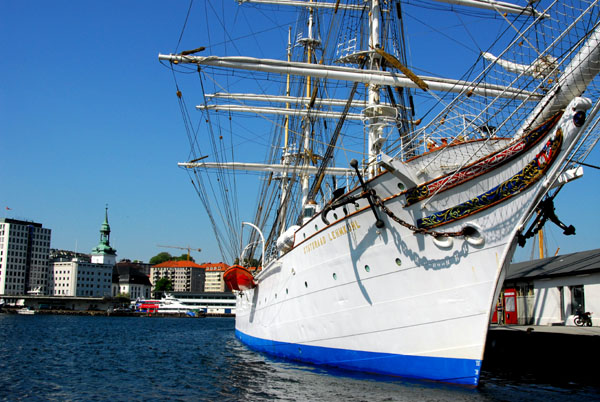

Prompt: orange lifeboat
xmin=223 ymin=265 xmax=256 ymax=291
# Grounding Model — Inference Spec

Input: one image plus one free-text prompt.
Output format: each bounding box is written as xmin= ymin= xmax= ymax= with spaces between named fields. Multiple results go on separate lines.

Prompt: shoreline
xmin=0 ymin=307 xmax=234 ymax=318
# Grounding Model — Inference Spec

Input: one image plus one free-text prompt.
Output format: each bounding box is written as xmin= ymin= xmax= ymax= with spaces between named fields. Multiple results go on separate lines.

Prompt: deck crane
xmin=157 ymin=245 xmax=202 ymax=261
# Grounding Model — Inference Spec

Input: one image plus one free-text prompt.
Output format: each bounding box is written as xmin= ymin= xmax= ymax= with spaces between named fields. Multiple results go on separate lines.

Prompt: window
xmin=571 ymin=285 xmax=585 ymax=313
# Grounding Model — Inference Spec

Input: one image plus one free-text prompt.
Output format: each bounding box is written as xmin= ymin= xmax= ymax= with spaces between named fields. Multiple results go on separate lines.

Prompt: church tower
xmin=91 ymin=206 xmax=117 ymax=266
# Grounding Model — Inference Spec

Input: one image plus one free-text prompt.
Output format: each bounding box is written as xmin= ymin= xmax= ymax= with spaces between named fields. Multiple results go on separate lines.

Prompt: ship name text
xmin=303 ymin=219 xmax=361 ymax=254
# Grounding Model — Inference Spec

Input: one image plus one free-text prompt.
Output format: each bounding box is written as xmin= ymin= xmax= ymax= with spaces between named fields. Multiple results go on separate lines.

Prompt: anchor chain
xmin=321 ymin=190 xmax=373 ymax=226
xmin=325 ymin=159 xmax=465 ymax=237
xmin=372 ymin=194 xmax=466 ymax=238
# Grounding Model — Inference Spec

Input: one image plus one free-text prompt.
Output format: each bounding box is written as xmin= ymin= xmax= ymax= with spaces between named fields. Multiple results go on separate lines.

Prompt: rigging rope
xmin=175 ymin=0 xmax=195 ymax=54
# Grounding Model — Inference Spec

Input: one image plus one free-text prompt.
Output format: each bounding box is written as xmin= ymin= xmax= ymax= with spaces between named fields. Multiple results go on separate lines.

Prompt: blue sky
xmin=0 ymin=1 xmax=212 ymax=263
xmin=1 ymin=1 xmax=598 ymax=264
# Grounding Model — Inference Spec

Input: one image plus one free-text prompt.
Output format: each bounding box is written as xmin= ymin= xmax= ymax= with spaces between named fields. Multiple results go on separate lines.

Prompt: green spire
xmin=92 ymin=205 xmax=116 ymax=255
xmin=101 ymin=205 xmax=110 ymax=232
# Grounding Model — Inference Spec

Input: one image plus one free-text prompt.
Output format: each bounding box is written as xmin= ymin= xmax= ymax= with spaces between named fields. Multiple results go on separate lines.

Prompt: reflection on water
xmin=0 ymin=315 xmax=596 ymax=401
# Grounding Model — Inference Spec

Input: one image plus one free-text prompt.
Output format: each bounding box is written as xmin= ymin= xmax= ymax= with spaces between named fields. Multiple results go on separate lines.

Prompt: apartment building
xmin=0 ymin=218 xmax=51 ymax=295
xmin=150 ymin=260 xmax=205 ymax=292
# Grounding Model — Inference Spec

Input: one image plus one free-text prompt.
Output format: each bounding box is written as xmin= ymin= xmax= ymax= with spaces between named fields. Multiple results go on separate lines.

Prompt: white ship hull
xmin=233 ymin=102 xmax=589 ymax=385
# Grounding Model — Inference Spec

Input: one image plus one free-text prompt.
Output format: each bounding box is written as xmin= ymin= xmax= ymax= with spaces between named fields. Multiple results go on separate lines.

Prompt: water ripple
xmin=0 ymin=315 xmax=597 ymax=401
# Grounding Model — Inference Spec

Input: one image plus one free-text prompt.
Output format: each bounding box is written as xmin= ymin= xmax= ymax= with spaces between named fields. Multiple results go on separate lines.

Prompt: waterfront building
xmin=49 ymin=258 xmax=113 ymax=297
xmin=199 ymin=262 xmax=230 ymax=292
xmin=496 ymin=248 xmax=600 ymax=326
xmin=113 ymin=260 xmax=152 ymax=299
xmin=0 ymin=218 xmax=51 ymax=295
xmin=91 ymin=207 xmax=117 ymax=265
xmin=118 ymin=259 xmax=152 ymax=276
xmin=150 ymin=260 xmax=205 ymax=293
xmin=47 ymin=208 xmax=116 ymax=298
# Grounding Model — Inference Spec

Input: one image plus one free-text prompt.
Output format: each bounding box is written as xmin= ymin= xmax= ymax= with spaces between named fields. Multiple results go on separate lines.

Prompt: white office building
xmin=48 ymin=207 xmax=116 ymax=297
xmin=0 ymin=218 xmax=51 ymax=295
xmin=50 ymin=259 xmax=113 ymax=297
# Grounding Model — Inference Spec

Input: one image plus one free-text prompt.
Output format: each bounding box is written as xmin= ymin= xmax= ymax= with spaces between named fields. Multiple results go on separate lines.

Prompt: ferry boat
xmin=159 ymin=0 xmax=600 ymax=385
xmin=134 ymin=299 xmax=160 ymax=313
xmin=156 ymin=294 xmax=197 ymax=314
xmin=136 ymin=293 xmax=236 ymax=315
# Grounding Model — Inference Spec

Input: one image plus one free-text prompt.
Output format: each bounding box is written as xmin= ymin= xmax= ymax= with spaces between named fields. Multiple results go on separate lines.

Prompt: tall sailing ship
xmin=159 ymin=0 xmax=600 ymax=385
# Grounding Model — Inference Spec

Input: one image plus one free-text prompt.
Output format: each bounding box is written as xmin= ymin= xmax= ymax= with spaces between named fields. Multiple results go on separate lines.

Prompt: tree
xmin=149 ymin=252 xmax=172 ymax=265
xmin=174 ymin=253 xmax=195 ymax=262
xmin=154 ymin=277 xmax=173 ymax=293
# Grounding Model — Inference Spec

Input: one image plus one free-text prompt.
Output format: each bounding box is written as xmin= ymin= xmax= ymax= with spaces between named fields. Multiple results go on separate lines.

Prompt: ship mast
xmin=367 ymin=0 xmax=382 ymax=178
xmin=279 ymin=26 xmax=293 ymax=235
xmin=301 ymin=2 xmax=316 ymax=207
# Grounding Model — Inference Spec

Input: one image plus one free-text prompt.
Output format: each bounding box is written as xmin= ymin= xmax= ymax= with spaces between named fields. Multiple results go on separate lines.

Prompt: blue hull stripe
xmin=236 ymin=329 xmax=481 ymax=386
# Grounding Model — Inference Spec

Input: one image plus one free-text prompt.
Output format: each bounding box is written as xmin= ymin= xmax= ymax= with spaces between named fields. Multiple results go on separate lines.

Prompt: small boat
xmin=223 ymin=265 xmax=257 ymax=291
xmin=17 ymin=308 xmax=35 ymax=315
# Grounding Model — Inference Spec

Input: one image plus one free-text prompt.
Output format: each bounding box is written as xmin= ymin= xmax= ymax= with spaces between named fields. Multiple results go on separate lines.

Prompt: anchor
xmin=518 ymin=196 xmax=575 ymax=247
xmin=321 ymin=160 xmax=385 ymax=229
xmin=350 ymin=159 xmax=385 ymax=229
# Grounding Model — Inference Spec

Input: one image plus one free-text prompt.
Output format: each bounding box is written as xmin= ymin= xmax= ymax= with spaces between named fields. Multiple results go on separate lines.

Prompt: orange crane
xmin=157 ymin=245 xmax=201 ymax=261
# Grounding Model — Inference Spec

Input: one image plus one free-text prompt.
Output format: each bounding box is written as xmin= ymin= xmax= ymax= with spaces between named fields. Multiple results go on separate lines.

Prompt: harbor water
xmin=0 ymin=315 xmax=597 ymax=401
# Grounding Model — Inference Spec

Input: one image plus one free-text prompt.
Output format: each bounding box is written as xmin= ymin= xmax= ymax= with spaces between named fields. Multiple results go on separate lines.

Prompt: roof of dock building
xmin=507 ymin=248 xmax=600 ymax=280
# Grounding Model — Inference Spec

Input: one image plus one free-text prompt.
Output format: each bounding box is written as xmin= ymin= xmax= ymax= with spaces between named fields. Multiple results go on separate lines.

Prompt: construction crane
xmin=157 ymin=245 xmax=201 ymax=261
